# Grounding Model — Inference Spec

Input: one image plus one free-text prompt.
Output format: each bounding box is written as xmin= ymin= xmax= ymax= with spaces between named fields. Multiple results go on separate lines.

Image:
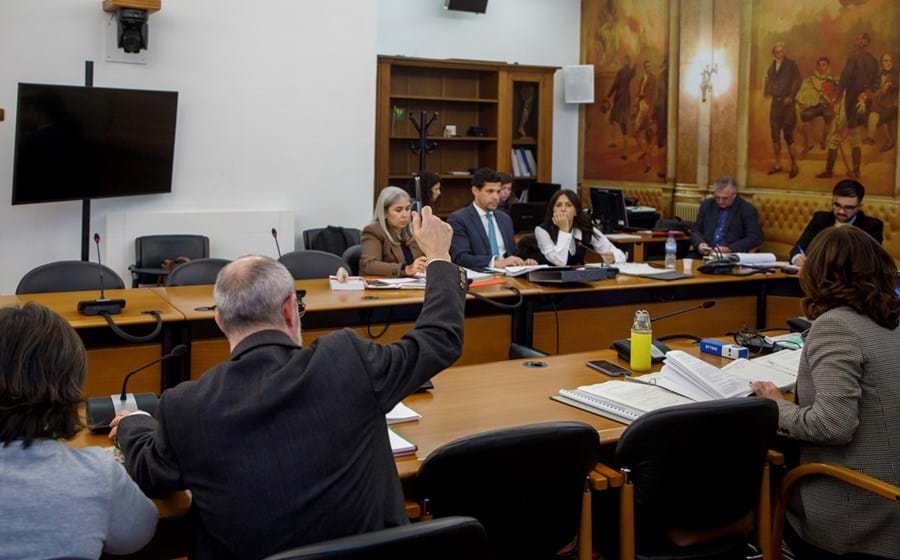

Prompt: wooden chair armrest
xmin=589 ymin=470 xmax=608 ymax=491
xmin=405 ymin=499 xmax=421 ymax=520
xmin=594 ymin=463 xmax=625 ymax=488
xmin=767 ymin=449 xmax=784 ymax=466
xmin=772 ymin=463 xmax=900 ymax=560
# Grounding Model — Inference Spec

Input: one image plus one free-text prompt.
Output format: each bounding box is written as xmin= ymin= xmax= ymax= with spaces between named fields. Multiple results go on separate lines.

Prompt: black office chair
xmin=279 ymin=251 xmax=348 ymax=280
xmin=16 ymin=261 xmax=126 ymax=294
xmin=416 ymin=422 xmax=599 ymax=560
xmin=262 ymin=517 xmax=489 ymax=560
xmin=303 ymin=226 xmax=361 ymax=256
xmin=166 ymin=258 xmax=232 ymax=287
xmin=129 ymin=234 xmax=210 ymax=287
xmin=606 ymin=399 xmax=778 ymax=560
xmin=342 ymin=245 xmax=361 ymax=276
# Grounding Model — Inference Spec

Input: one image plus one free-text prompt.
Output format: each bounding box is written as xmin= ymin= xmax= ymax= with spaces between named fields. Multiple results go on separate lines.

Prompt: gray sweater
xmin=0 ymin=440 xmax=158 ymax=559
xmin=775 ymin=306 xmax=900 ymax=559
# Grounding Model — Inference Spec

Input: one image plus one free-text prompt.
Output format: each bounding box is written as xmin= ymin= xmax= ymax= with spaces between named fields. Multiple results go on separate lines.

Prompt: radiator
xmin=675 ymin=202 xmax=699 ymax=222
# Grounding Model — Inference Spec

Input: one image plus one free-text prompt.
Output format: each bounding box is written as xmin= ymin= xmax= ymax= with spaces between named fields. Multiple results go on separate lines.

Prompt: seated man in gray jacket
xmin=111 ymin=207 xmax=465 ymax=560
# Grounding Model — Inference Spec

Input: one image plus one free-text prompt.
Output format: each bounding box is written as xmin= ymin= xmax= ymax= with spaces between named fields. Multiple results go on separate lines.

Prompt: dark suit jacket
xmin=447 ymin=203 xmax=517 ymax=269
xmin=790 ymin=210 xmax=884 ymax=260
xmin=359 ymin=222 xmax=423 ymax=277
xmin=116 ymin=260 xmax=466 ymax=560
xmin=690 ymin=196 xmax=763 ymax=253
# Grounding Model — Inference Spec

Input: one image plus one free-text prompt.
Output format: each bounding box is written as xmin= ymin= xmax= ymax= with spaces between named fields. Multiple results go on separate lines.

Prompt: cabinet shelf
xmin=390 ymin=94 xmax=498 ymax=104
xmin=390 ymin=136 xmax=497 ymax=142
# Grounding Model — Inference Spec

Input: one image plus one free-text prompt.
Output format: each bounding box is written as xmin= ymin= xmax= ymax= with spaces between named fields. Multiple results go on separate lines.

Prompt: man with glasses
xmin=690 ymin=176 xmax=763 ymax=257
xmin=790 ymin=179 xmax=884 ymax=267
xmin=109 ymin=207 xmax=466 ymax=560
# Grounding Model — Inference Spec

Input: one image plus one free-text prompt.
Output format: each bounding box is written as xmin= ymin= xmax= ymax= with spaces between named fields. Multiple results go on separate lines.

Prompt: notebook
xmin=554 ymin=379 xmax=692 ymax=424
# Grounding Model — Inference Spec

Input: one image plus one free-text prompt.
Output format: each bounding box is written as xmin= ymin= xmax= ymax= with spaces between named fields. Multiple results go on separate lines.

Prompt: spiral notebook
xmin=553 ymin=379 xmax=692 ymax=424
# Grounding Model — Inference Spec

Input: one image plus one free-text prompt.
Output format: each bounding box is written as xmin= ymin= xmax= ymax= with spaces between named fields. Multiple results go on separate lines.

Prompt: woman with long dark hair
xmin=752 ymin=226 xmax=900 ymax=560
xmin=534 ymin=189 xmax=625 ymax=265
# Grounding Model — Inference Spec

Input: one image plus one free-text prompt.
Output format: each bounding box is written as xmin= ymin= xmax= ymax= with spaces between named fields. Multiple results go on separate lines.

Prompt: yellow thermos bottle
xmin=630 ymin=309 xmax=652 ymax=372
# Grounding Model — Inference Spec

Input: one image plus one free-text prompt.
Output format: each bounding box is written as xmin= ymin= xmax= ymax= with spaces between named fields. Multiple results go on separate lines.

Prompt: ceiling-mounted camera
xmin=117 ymin=8 xmax=148 ymax=53
xmin=102 ymin=0 xmax=161 ymax=61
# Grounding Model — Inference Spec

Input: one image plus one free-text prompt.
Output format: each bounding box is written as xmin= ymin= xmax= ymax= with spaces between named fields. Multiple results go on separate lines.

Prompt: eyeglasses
xmin=833 ymin=201 xmax=859 ymax=212
xmin=296 ymin=289 xmax=307 ymax=318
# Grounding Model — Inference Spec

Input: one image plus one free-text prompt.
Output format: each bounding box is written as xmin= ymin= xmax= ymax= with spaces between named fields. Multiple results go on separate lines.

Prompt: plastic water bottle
xmin=665 ymin=232 xmax=677 ymax=270
xmin=630 ymin=309 xmax=652 ymax=372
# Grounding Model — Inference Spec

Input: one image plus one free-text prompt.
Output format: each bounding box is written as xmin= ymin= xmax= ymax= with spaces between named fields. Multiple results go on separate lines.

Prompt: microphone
xmin=610 ymin=300 xmax=717 ymax=364
xmin=650 ymin=300 xmax=716 ymax=322
xmin=77 ymin=233 xmax=126 ymax=316
xmin=272 ymin=228 xmax=283 ymax=259
xmin=85 ymin=344 xmax=188 ymax=432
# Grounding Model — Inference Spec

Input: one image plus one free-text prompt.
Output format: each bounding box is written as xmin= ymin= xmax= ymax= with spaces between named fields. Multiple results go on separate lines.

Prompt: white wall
xmin=376 ymin=0 xmax=581 ymax=189
xmin=0 ymin=0 xmax=376 ymax=293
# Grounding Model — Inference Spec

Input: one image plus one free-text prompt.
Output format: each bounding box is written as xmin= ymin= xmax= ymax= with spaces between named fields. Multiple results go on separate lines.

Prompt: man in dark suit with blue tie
xmin=690 ymin=176 xmax=762 ymax=256
xmin=447 ymin=167 xmax=538 ymax=269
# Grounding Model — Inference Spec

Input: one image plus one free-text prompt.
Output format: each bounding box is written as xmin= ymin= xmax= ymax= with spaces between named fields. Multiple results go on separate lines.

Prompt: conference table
xmin=5 ymin=262 xmax=803 ymax=399
xmin=68 ymin=338 xmax=748 ymax=559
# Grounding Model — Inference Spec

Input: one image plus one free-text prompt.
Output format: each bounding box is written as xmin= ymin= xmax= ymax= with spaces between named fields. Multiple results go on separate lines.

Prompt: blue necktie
xmin=486 ymin=212 xmax=500 ymax=258
xmin=713 ymin=208 xmax=729 ymax=246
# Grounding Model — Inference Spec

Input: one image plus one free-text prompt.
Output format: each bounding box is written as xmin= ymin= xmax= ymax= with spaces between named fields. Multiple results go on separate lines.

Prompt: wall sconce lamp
xmin=700 ymin=63 xmax=718 ymax=102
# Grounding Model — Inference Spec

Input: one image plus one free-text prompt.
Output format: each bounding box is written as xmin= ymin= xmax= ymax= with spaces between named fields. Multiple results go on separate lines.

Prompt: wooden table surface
xmin=15 ymin=288 xmax=184 ymax=328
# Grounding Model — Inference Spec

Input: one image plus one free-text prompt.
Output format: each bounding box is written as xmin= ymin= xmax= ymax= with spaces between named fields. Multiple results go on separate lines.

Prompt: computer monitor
xmin=589 ymin=187 xmax=628 ymax=233
xmin=510 ymin=202 xmax=547 ymax=234
xmin=525 ymin=182 xmax=560 ymax=203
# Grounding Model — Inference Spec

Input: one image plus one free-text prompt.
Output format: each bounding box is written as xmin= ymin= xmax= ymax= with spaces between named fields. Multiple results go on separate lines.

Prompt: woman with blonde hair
xmin=359 ymin=186 xmax=427 ymax=277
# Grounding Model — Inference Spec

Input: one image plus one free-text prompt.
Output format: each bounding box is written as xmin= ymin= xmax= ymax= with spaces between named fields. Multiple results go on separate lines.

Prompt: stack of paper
xmin=388 ymin=428 xmax=417 ymax=457
xmin=366 ymin=278 xmax=426 ymax=290
xmin=464 ymin=268 xmax=494 ymax=281
xmin=656 ymin=351 xmax=752 ymax=401
xmin=721 ymin=350 xmax=801 ymax=391
xmin=386 ymin=402 xmax=421 ymax=424
xmin=487 ymin=264 xmax=548 ymax=277
xmin=734 ymin=253 xmax=777 ymax=266
xmin=329 ymin=275 xmax=366 ymax=291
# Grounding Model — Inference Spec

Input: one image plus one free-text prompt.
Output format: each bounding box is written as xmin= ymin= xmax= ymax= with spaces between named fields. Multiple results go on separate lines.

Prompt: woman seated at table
xmin=752 ymin=226 xmax=900 ymax=560
xmin=534 ymin=189 xmax=626 ymax=266
xmin=360 ymin=186 xmax=428 ymax=277
xmin=0 ymin=303 xmax=158 ymax=559
xmin=404 ymin=171 xmax=441 ymax=208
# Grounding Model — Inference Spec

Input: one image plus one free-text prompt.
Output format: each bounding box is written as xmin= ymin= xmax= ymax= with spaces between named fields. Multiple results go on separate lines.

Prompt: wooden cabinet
xmin=375 ymin=56 xmax=557 ymax=215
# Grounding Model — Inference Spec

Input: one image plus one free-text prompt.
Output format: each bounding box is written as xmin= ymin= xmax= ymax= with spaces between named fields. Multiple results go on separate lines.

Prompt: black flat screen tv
xmin=12 ymin=83 xmax=178 ymax=205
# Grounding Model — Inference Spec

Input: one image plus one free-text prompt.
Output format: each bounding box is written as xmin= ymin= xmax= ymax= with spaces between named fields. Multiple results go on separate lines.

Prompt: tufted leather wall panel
xmin=753 ymin=193 xmax=900 ymax=262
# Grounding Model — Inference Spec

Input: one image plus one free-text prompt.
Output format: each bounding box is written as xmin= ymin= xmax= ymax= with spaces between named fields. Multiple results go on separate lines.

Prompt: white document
xmin=734 ymin=253 xmax=777 ymax=265
xmin=464 ymin=268 xmax=494 ymax=281
xmin=329 ymin=275 xmax=366 ymax=291
xmin=721 ymin=356 xmax=798 ymax=391
xmin=386 ymin=402 xmax=421 ymax=424
xmin=388 ymin=428 xmax=417 ymax=456
xmin=605 ymin=233 xmax=643 ymax=241
xmin=660 ymin=350 xmax=752 ymax=400
xmin=606 ymin=262 xmax=669 ymax=277
xmin=365 ymin=278 xmax=426 ymax=290
xmin=487 ymin=264 xmax=548 ymax=277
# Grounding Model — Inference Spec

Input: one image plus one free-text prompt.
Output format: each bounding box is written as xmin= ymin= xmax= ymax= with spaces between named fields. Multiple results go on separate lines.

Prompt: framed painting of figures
xmin=747 ymin=0 xmax=899 ymax=195
xmin=582 ymin=0 xmax=670 ymax=183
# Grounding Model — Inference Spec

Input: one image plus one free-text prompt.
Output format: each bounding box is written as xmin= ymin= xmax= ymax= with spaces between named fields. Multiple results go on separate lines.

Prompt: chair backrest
xmin=262 ymin=517 xmax=489 ymax=560
xmin=303 ymin=226 xmax=361 ymax=256
xmin=16 ymin=261 xmax=126 ymax=294
xmin=132 ymin=234 xmax=209 ymax=281
xmin=616 ymin=399 xmax=778 ymax=535
xmin=416 ymin=422 xmax=599 ymax=560
xmin=341 ymin=245 xmax=361 ymax=276
xmin=166 ymin=258 xmax=232 ymax=287
xmin=279 ymin=250 xmax=348 ymax=280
